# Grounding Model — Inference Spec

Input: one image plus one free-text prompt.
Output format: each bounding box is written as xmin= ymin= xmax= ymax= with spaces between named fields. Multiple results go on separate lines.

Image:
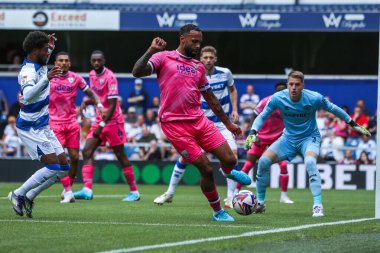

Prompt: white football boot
xmin=312 ymin=204 xmax=324 ymax=217
xmin=153 ymin=193 xmax=173 ymax=205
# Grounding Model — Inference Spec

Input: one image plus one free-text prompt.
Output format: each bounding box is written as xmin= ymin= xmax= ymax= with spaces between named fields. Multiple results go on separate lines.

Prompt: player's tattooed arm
xmin=202 ymin=90 xmax=242 ymax=136
xmin=132 ymin=37 xmax=166 ymax=77
xmin=132 ymin=52 xmax=154 ymax=77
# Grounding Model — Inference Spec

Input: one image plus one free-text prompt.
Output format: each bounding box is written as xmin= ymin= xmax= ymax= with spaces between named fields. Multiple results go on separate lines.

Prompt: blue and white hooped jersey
xmin=16 ymin=59 xmax=50 ymax=131
xmin=200 ymin=66 xmax=234 ymax=128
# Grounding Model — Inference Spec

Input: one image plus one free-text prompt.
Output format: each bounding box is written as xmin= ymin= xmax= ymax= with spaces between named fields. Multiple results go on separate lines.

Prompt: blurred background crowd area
xmin=0 ymin=81 xmax=376 ymax=164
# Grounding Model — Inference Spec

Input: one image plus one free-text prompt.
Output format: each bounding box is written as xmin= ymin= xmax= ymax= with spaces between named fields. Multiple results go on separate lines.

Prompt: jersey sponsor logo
xmin=283 ymin=112 xmax=311 ymax=118
xmin=176 ymin=64 xmax=196 ymax=77
xmin=109 ymin=84 xmax=117 ymax=91
xmin=54 ymin=85 xmax=74 ymax=92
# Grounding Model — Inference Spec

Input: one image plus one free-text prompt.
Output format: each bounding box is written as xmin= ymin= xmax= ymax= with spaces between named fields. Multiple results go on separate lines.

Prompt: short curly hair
xmin=22 ymin=31 xmax=49 ymax=54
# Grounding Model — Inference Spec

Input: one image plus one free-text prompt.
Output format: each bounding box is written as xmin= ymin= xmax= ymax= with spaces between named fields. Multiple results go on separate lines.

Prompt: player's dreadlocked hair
xmin=22 ymin=31 xmax=49 ymax=54
xmin=180 ymin=24 xmax=201 ymax=36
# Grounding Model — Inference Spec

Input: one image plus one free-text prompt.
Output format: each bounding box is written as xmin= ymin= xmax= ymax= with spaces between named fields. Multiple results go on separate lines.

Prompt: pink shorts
xmin=247 ymin=142 xmax=271 ymax=157
xmin=50 ymin=121 xmax=80 ymax=149
xmin=87 ymin=122 xmax=127 ymax=147
xmin=161 ymin=116 xmax=227 ymax=163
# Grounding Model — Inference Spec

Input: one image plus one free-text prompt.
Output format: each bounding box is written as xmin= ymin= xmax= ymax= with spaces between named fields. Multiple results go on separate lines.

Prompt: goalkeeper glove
xmin=244 ymin=129 xmax=257 ymax=150
xmin=348 ymin=120 xmax=371 ymax=136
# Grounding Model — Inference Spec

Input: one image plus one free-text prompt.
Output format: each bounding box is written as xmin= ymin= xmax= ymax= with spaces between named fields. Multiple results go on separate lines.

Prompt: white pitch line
xmin=0 ymin=219 xmax=256 ymax=229
xmin=0 ymin=194 xmax=125 ymax=200
xmin=96 ymin=217 xmax=378 ymax=253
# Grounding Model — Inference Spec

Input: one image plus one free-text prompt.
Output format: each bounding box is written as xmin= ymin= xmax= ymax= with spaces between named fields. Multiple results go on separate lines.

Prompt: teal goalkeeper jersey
xmin=251 ymin=89 xmax=351 ymax=143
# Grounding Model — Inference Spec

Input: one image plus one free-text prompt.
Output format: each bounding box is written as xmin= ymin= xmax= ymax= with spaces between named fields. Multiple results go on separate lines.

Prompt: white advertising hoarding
xmin=0 ymin=10 xmax=119 ymax=30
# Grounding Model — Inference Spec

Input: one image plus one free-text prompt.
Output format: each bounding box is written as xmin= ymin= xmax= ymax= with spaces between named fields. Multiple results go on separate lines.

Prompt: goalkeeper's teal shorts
xmin=268 ymin=134 xmax=321 ymax=161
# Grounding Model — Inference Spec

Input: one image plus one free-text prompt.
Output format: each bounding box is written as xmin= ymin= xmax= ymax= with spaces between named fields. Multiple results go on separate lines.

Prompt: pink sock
xmin=203 ymin=187 xmax=222 ymax=212
xmin=60 ymin=176 xmax=72 ymax=192
xmin=69 ymin=177 xmax=75 ymax=186
xmin=219 ymin=162 xmax=233 ymax=174
xmin=123 ymin=166 xmax=137 ymax=192
xmin=279 ymin=161 xmax=289 ymax=192
xmin=82 ymin=164 xmax=94 ymax=189
xmin=236 ymin=160 xmax=254 ymax=190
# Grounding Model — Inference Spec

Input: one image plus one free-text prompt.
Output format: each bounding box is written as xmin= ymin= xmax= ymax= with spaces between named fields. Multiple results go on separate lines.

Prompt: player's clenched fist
xmin=148 ymin=37 xmax=167 ymax=54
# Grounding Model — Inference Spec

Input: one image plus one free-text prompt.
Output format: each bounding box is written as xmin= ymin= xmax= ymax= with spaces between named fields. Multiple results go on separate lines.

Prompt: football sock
xmin=82 ymin=164 xmax=94 ymax=190
xmin=304 ymin=156 xmax=322 ymax=205
xmin=166 ymin=159 xmax=186 ymax=196
xmin=256 ymin=156 xmax=272 ymax=203
xmin=14 ymin=165 xmax=60 ymax=196
xmin=123 ymin=166 xmax=138 ymax=192
xmin=279 ymin=160 xmax=289 ymax=193
xmin=237 ymin=160 xmax=254 ymax=190
xmin=26 ymin=168 xmax=67 ymax=200
xmin=219 ymin=163 xmax=233 ymax=174
xmin=61 ymin=176 xmax=72 ymax=192
xmin=226 ymin=164 xmax=239 ymax=199
xmin=226 ymin=178 xmax=236 ymax=200
xmin=203 ymin=187 xmax=222 ymax=212
xmin=69 ymin=177 xmax=75 ymax=186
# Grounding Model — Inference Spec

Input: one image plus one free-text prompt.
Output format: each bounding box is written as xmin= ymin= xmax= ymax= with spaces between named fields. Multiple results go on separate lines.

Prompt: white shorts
xmin=218 ymin=127 xmax=237 ymax=151
xmin=17 ymin=125 xmax=64 ymax=160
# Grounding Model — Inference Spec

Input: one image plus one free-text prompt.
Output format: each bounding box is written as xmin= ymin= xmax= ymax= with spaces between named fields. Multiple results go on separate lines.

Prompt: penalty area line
xmin=96 ymin=217 xmax=377 ymax=253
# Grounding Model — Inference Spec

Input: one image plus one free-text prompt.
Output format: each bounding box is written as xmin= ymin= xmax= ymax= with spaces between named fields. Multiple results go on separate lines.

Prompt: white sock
xmin=281 ymin=191 xmax=288 ymax=198
xmin=226 ymin=178 xmax=237 ymax=200
xmin=26 ymin=170 xmax=67 ymax=200
xmin=166 ymin=159 xmax=186 ymax=196
xmin=14 ymin=167 xmax=58 ymax=196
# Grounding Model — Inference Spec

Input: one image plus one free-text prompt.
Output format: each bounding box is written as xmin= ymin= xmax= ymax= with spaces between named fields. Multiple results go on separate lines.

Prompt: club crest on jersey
xmin=177 ymin=64 xmax=196 ymax=77
xmin=68 ymin=77 xmax=74 ymax=84
xmin=191 ymin=61 xmax=198 ymax=70
xmin=99 ymin=79 xmax=104 ymax=85
xmin=303 ymin=105 xmax=312 ymax=111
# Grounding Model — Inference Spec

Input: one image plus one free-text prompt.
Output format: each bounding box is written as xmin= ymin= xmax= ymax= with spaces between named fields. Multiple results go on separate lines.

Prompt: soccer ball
xmin=232 ymin=190 xmax=257 ymax=215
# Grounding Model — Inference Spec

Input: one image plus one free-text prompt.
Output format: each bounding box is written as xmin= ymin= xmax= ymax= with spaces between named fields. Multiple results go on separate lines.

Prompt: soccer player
xmin=8 ymin=31 xmax=69 ymax=218
xmin=236 ymin=82 xmax=294 ymax=204
xmin=245 ymin=70 xmax=371 ymax=217
xmin=153 ymin=45 xmax=240 ymax=208
xmin=132 ymin=24 xmax=251 ymax=222
xmin=49 ymin=51 xmax=105 ymax=203
xmin=73 ymin=50 xmax=140 ymax=202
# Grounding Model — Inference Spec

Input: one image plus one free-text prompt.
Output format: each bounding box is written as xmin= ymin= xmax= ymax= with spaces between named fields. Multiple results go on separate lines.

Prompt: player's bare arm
xmin=132 ymin=37 xmax=167 ymax=77
xmin=228 ymin=85 xmax=239 ymax=123
xmin=83 ymin=88 xmax=106 ymax=119
xmin=202 ymin=89 xmax=242 ymax=137
xmin=93 ymin=98 xmax=117 ymax=138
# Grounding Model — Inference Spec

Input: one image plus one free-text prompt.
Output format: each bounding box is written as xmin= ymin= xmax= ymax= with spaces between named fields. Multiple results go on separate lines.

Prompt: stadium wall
xmin=0 ymin=159 xmax=375 ymax=190
xmin=0 ymin=74 xmax=377 ymax=115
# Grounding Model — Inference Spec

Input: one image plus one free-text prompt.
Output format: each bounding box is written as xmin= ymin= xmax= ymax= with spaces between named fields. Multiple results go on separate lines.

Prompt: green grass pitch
xmin=0 ymin=183 xmax=379 ymax=253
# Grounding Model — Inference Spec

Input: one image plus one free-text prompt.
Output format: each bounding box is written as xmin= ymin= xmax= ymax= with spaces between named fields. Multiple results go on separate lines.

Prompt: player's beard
xmin=184 ymin=45 xmax=199 ymax=59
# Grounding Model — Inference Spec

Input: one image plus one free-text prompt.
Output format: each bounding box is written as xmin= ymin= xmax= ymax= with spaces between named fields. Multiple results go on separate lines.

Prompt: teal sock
xmin=256 ymin=156 xmax=272 ymax=203
xmin=304 ymin=156 xmax=322 ymax=205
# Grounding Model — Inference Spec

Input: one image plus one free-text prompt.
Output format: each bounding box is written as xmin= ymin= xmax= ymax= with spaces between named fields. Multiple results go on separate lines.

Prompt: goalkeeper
xmin=245 ymin=70 xmax=370 ymax=218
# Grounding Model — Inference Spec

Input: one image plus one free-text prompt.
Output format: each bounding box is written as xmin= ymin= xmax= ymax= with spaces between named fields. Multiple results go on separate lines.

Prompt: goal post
xmin=376 ymin=21 xmax=380 ymax=218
